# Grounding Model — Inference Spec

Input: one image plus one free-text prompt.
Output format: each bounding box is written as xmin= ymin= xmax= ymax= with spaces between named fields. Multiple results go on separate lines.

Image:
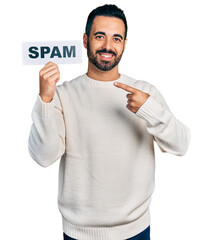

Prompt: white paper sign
xmin=22 ymin=41 xmax=82 ymax=65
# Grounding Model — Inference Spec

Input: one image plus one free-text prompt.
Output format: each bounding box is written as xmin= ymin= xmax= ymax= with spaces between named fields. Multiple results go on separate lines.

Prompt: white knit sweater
xmin=28 ymin=73 xmax=190 ymax=240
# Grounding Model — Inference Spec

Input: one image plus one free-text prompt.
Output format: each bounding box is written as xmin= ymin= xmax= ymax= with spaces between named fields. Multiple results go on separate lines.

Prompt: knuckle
xmin=130 ymin=102 xmax=135 ymax=107
xmin=131 ymin=96 xmax=135 ymax=101
xmin=53 ymin=62 xmax=58 ymax=68
xmin=39 ymin=69 xmax=43 ymax=76
xmin=43 ymin=74 xmax=48 ymax=81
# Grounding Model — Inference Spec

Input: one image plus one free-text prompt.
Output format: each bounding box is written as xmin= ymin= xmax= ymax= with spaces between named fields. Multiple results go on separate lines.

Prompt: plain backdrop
xmin=1 ymin=0 xmax=212 ymax=239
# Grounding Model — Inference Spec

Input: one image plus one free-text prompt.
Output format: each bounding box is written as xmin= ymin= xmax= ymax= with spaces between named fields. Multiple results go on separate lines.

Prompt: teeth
xmin=101 ymin=54 xmax=112 ymax=58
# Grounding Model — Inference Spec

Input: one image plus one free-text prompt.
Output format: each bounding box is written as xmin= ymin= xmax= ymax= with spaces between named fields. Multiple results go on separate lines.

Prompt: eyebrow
xmin=113 ymin=34 xmax=123 ymax=40
xmin=94 ymin=31 xmax=123 ymax=40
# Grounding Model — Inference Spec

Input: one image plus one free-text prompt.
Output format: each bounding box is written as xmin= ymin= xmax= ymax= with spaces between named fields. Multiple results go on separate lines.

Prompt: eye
xmin=95 ymin=35 xmax=104 ymax=40
xmin=114 ymin=38 xmax=121 ymax=42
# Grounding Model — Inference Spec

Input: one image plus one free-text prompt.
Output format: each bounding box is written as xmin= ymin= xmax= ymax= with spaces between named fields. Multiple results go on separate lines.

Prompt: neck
xmin=86 ymin=61 xmax=120 ymax=81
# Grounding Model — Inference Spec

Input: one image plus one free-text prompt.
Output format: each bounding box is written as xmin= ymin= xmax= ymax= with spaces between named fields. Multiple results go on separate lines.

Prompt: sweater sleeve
xmin=28 ymin=89 xmax=66 ymax=167
xmin=135 ymin=86 xmax=191 ymax=156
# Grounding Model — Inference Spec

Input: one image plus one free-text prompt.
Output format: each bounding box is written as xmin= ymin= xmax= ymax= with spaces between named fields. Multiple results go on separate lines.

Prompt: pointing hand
xmin=114 ymin=82 xmax=150 ymax=113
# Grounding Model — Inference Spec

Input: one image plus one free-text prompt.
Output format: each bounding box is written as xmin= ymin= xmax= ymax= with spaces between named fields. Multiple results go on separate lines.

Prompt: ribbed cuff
xmin=33 ymin=95 xmax=55 ymax=118
xmin=135 ymin=96 xmax=164 ymax=126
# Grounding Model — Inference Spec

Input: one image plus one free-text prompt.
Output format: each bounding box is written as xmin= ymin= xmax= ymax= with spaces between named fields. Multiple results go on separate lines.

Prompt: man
xmin=28 ymin=4 xmax=190 ymax=240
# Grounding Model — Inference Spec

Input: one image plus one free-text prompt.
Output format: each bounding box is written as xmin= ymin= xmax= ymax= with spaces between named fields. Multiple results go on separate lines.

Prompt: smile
xmin=98 ymin=52 xmax=114 ymax=60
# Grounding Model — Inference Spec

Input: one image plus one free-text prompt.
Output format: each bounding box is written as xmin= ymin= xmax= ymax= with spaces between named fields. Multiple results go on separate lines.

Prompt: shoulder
xmin=56 ymin=74 xmax=84 ymax=91
xmin=122 ymin=74 xmax=156 ymax=94
xmin=55 ymin=74 xmax=86 ymax=100
xmin=54 ymin=75 xmax=84 ymax=107
xmin=122 ymin=74 xmax=168 ymax=106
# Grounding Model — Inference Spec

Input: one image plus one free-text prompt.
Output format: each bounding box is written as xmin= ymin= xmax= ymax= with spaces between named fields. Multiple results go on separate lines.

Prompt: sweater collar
xmin=83 ymin=73 xmax=126 ymax=88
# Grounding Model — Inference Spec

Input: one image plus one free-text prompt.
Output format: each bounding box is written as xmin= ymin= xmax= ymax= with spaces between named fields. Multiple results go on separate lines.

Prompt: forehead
xmin=91 ymin=16 xmax=125 ymax=36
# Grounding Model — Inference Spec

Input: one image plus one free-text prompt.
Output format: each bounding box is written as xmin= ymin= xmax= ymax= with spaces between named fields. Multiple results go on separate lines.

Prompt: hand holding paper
xmin=39 ymin=61 xmax=60 ymax=103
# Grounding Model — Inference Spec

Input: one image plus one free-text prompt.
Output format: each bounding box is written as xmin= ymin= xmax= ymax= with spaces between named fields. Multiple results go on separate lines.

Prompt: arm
xmin=135 ymin=86 xmax=191 ymax=156
xmin=28 ymin=61 xmax=65 ymax=167
xmin=114 ymin=81 xmax=191 ymax=156
xmin=28 ymin=90 xmax=65 ymax=167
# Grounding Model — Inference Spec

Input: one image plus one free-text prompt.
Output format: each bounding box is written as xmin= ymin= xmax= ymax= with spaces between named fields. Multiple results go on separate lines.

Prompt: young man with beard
xmin=28 ymin=4 xmax=190 ymax=240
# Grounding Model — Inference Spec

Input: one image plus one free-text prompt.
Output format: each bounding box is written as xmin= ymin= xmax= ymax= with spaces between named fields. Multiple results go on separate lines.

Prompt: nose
xmin=102 ymin=37 xmax=112 ymax=51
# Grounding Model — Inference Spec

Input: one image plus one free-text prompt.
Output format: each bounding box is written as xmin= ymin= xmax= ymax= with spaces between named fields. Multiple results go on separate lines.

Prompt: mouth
xmin=98 ymin=52 xmax=114 ymax=61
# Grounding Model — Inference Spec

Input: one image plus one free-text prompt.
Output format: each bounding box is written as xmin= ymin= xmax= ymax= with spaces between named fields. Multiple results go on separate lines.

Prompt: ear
xmin=83 ymin=33 xmax=88 ymax=49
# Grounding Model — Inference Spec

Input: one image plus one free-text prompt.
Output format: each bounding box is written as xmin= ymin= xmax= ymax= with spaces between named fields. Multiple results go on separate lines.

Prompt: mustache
xmin=96 ymin=49 xmax=116 ymax=56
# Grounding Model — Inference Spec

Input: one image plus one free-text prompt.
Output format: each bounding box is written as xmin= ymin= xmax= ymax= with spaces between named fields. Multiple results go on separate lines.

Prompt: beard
xmin=86 ymin=40 xmax=124 ymax=71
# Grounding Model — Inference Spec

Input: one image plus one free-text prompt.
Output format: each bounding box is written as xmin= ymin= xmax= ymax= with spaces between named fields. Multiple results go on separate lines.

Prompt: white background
xmin=1 ymin=0 xmax=211 ymax=239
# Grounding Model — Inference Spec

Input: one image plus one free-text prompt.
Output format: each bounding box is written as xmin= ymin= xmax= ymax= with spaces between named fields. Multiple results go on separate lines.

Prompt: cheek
xmin=116 ymin=44 xmax=125 ymax=55
xmin=89 ymin=39 xmax=103 ymax=52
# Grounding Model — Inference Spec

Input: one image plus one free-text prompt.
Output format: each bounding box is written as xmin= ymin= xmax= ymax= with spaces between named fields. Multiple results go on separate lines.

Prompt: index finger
xmin=114 ymin=81 xmax=137 ymax=93
xmin=45 ymin=61 xmax=58 ymax=68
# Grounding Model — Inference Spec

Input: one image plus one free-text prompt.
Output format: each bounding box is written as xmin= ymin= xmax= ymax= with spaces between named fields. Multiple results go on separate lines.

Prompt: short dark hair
xmin=85 ymin=4 xmax=128 ymax=40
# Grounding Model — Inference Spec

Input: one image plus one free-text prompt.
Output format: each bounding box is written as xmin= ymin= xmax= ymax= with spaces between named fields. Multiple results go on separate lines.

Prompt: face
xmin=83 ymin=16 xmax=127 ymax=72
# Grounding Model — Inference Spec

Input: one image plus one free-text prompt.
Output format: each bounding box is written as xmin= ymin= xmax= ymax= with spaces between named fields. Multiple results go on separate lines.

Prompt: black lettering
xmin=63 ymin=46 xmax=76 ymax=58
xmin=40 ymin=46 xmax=50 ymax=58
xmin=50 ymin=46 xmax=62 ymax=58
xmin=28 ymin=46 xmax=39 ymax=59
